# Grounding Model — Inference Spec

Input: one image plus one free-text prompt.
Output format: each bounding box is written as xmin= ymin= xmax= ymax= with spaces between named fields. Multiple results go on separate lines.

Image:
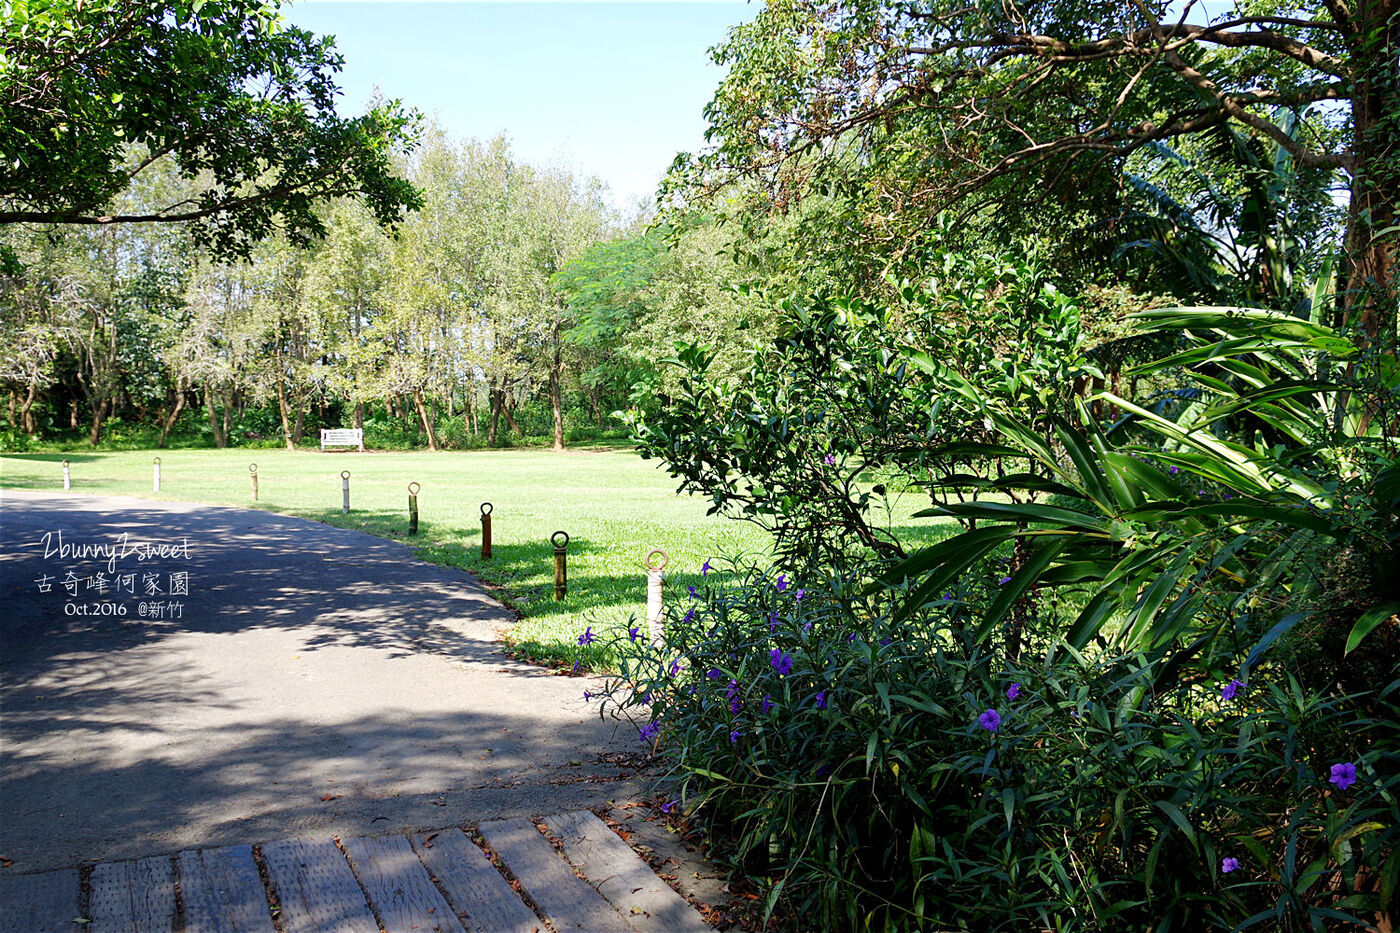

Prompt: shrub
xmin=593 ymin=565 xmax=1399 ymax=931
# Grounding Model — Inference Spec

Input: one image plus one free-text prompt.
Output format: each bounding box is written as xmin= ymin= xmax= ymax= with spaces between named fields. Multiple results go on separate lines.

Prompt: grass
xmin=0 ymin=447 xmax=949 ymax=667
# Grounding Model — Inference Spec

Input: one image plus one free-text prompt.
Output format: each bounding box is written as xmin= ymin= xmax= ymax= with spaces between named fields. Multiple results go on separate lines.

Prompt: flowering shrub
xmin=592 ymin=565 xmax=1399 ymax=931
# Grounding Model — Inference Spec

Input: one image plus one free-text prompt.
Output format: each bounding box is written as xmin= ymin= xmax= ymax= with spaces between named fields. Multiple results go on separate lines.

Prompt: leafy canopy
xmin=0 ymin=0 xmax=422 ymax=258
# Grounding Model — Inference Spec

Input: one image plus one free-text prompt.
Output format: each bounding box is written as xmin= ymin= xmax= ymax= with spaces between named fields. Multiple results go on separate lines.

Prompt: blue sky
xmin=285 ymin=1 xmax=759 ymax=212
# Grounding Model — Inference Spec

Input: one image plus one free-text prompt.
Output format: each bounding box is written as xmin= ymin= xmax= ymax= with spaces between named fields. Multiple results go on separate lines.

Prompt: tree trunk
xmin=69 ymin=398 xmax=78 ymax=430
xmin=549 ymin=327 xmax=566 ymax=450
xmin=354 ymin=401 xmax=365 ymax=431
xmin=276 ymin=377 xmax=295 ymax=450
xmin=414 ymin=386 xmax=438 ymax=451
xmin=87 ymin=397 xmax=109 ymax=446
xmin=19 ymin=382 xmax=36 ymax=434
xmin=502 ymin=397 xmax=520 ymax=436
xmin=293 ymin=406 xmax=306 ymax=446
xmin=1341 ymin=5 xmax=1399 ymax=345
xmin=550 ymin=367 xmax=565 ymax=451
xmin=7 ymin=388 xmax=16 ymax=429
xmin=157 ymin=381 xmax=187 ymax=448
xmin=205 ymin=388 xmax=227 ymax=448
xmin=487 ymin=384 xmax=503 ymax=446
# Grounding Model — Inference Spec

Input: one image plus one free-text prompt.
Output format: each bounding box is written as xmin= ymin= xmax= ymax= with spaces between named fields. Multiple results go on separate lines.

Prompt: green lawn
xmin=0 ymin=447 xmax=946 ymax=667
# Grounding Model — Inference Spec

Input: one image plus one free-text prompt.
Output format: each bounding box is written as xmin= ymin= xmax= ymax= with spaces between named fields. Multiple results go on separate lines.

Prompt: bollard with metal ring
xmin=480 ymin=502 xmax=493 ymax=560
xmin=408 ymin=482 xmax=421 ymax=535
xmin=62 ymin=459 xmax=70 ymax=491
xmin=249 ymin=463 xmax=259 ymax=501
xmin=552 ymin=530 xmax=569 ymax=600
xmin=341 ymin=470 xmax=351 ymax=514
xmin=153 ymin=456 xmax=162 ymax=492
xmin=645 ymin=549 xmax=668 ymax=644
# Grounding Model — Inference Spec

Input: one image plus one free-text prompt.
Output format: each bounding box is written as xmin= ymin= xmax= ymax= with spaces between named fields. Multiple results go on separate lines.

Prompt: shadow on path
xmin=0 ymin=490 xmax=645 ymax=873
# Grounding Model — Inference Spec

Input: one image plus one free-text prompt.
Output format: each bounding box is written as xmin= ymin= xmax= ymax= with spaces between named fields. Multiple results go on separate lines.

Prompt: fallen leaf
xmin=319 ymin=794 xmax=341 ymax=802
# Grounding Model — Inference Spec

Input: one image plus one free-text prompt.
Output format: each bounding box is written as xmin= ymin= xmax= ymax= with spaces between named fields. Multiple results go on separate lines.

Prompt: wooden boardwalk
xmin=0 ymin=811 xmax=713 ymax=933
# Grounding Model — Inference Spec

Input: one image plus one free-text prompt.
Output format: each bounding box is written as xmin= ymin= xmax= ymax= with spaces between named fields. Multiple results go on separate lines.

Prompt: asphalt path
xmin=0 ymin=489 xmax=644 ymax=873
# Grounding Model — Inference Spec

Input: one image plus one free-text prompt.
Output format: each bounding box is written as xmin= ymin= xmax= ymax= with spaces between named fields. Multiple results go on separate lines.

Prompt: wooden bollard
xmin=480 ymin=502 xmax=493 ymax=559
xmin=552 ymin=530 xmax=569 ymax=601
xmin=62 ymin=459 xmax=70 ymax=490
xmin=408 ymin=482 xmax=420 ymax=535
xmin=153 ymin=456 xmax=162 ymax=492
xmin=341 ymin=470 xmax=351 ymax=514
xmin=645 ymin=549 xmax=668 ymax=644
xmin=249 ymin=463 xmax=259 ymax=500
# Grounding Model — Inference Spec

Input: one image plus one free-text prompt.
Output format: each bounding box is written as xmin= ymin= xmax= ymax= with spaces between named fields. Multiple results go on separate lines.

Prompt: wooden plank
xmin=411 ymin=831 xmax=543 ymax=933
xmin=0 ymin=869 xmax=80 ymax=933
xmin=545 ymin=811 xmax=711 ymax=933
xmin=340 ymin=835 xmax=465 ymax=933
xmin=179 ymin=845 xmax=277 ymax=933
xmin=260 ymin=837 xmax=378 ymax=933
xmin=477 ymin=818 xmax=633 ymax=933
xmin=89 ymin=856 xmax=176 ymax=933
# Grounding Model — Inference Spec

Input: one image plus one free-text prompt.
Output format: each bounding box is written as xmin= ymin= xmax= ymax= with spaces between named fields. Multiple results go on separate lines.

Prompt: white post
xmin=341 ymin=470 xmax=351 ymax=514
xmin=645 ymin=550 xmax=668 ymax=645
xmin=62 ymin=459 xmax=70 ymax=490
xmin=153 ymin=457 xmax=162 ymax=492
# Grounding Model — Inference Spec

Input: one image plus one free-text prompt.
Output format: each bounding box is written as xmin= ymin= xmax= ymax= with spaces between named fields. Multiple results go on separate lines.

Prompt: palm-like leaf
xmin=880 ymin=304 xmax=1394 ymax=662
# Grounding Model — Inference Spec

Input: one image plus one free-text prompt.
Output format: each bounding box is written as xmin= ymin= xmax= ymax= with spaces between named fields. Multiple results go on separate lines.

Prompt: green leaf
xmin=1152 ymin=800 xmax=1198 ymax=846
xmin=1345 ymin=603 xmax=1400 ymax=655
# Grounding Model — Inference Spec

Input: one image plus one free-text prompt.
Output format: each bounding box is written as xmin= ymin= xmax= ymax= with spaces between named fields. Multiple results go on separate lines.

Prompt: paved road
xmin=0 ymin=490 xmax=644 ymax=873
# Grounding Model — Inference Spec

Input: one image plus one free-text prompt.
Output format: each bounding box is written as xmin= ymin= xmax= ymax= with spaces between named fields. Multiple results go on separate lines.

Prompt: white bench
xmin=320 ymin=428 xmax=364 ymax=452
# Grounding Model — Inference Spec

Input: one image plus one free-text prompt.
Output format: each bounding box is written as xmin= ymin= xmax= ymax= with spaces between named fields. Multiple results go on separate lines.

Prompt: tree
xmin=684 ymin=0 xmax=1396 ymax=339
xmin=0 ymin=0 xmax=421 ymax=259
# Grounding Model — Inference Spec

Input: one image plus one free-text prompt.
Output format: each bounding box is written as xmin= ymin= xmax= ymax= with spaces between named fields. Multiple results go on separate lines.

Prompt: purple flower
xmin=1221 ymin=857 xmax=1239 ymax=873
xmin=880 ymin=636 xmax=892 ymax=647
xmin=1006 ymin=683 xmax=1022 ymax=700
xmin=687 ymin=585 xmax=698 ymax=598
xmin=1169 ymin=465 xmax=1180 ymax=475
xmin=683 ymin=608 xmax=696 ymax=624
xmin=776 ymin=575 xmax=789 ymax=592
xmin=730 ymin=695 xmax=741 ymax=713
xmin=640 ymin=693 xmax=652 ymax=705
xmin=814 ymin=690 xmax=828 ymax=710
xmin=762 ymin=694 xmax=774 ymax=713
xmin=768 ymin=612 xmax=780 ymax=633
xmin=1330 ymin=762 xmax=1357 ymax=791
xmin=1221 ymin=678 xmax=1244 ymax=702
xmin=998 ymin=576 xmax=1012 ymax=586
xmin=729 ymin=729 xmax=742 ymax=744
xmin=815 ymin=763 xmax=833 ymax=778
xmin=823 ymin=453 xmax=836 ymax=466
xmin=847 ymin=632 xmax=857 ymax=642
xmin=668 ymin=659 xmax=681 ymax=677
xmin=794 ymin=588 xmax=806 ymax=602
xmin=940 ymin=593 xmax=953 ymax=601
xmin=577 ymin=627 xmax=597 ymax=646
xmin=701 ymin=559 xmax=712 ymax=576
xmin=707 ymin=668 xmax=722 ymax=679
xmin=639 ymin=721 xmax=660 ymax=743
xmin=628 ymin=626 xmax=640 ymax=642
xmin=583 ymin=691 xmax=593 ymax=701
xmin=978 ymin=709 xmax=1002 ymax=732
xmin=661 ymin=799 xmax=677 ymax=814
xmin=570 ymin=661 xmax=580 ymax=674
xmin=769 ymin=648 xmax=793 ymax=676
